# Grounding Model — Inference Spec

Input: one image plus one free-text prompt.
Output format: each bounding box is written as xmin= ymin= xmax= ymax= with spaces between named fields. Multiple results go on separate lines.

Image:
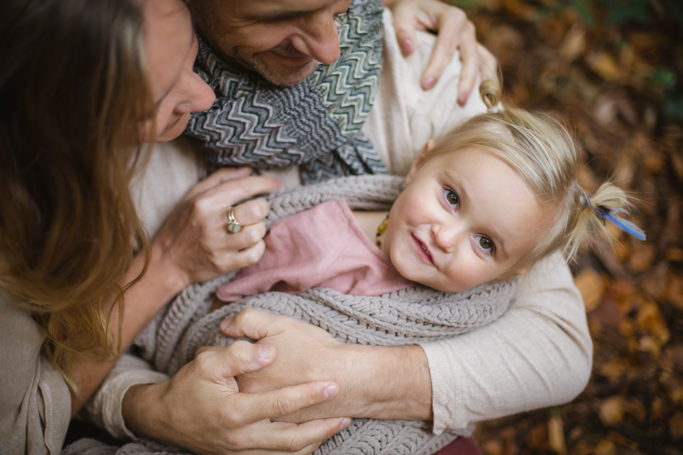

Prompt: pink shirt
xmin=216 ymin=200 xmax=415 ymax=302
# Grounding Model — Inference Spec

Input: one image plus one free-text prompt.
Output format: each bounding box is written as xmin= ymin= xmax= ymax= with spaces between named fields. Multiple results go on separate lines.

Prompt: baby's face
xmin=382 ymin=146 xmax=551 ymax=293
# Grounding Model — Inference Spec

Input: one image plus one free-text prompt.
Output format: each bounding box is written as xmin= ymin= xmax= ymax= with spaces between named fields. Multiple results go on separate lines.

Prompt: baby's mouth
xmin=412 ymin=234 xmax=434 ymax=264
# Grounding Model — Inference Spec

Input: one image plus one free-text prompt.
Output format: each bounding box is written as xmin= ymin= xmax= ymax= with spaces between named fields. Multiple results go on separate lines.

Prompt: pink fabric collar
xmin=217 ymin=200 xmax=415 ymax=302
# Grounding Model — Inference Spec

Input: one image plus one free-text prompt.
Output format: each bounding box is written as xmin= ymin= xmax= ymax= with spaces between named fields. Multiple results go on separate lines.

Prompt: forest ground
xmin=458 ymin=1 xmax=683 ymax=454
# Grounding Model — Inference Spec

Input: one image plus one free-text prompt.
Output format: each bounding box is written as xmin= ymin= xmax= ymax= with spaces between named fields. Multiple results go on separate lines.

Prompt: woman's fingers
xmin=203 ymin=173 xmax=281 ymax=209
xmin=227 ymin=197 xmax=271 ymax=232
xmin=184 ymin=166 xmax=253 ymax=199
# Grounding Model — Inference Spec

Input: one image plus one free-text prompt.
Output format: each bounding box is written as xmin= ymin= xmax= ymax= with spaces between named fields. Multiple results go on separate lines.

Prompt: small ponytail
xmin=479 ymin=59 xmax=502 ymax=112
xmin=565 ymin=182 xmax=640 ymax=261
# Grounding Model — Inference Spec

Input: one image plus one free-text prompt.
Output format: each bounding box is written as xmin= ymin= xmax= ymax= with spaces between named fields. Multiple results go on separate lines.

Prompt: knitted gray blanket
xmin=64 ymin=175 xmax=517 ymax=455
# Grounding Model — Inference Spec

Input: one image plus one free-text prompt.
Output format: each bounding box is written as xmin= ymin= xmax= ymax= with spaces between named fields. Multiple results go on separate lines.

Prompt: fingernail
xmin=340 ymin=418 xmax=351 ymax=430
xmin=401 ymin=38 xmax=414 ymax=54
xmin=258 ymin=344 xmax=275 ymax=360
xmin=323 ymin=384 xmax=339 ymax=399
xmin=273 ymin=179 xmax=282 ymax=189
xmin=220 ymin=318 xmax=231 ymax=332
xmin=423 ymin=76 xmax=435 ymax=90
xmin=458 ymin=92 xmax=469 ymax=105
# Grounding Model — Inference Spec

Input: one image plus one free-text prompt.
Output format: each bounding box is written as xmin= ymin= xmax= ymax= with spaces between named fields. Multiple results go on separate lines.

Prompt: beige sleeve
xmin=363 ymin=8 xmax=489 ymax=177
xmin=419 ymin=252 xmax=593 ymax=433
xmin=83 ymin=354 xmax=169 ymax=440
xmin=0 ymin=296 xmax=71 ymax=455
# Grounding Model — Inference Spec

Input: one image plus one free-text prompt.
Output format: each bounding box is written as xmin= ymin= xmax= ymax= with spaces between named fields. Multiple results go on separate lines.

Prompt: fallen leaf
xmin=594 ymin=439 xmax=616 ymax=455
xmin=667 ymin=247 xmax=683 ymax=262
xmin=670 ymin=412 xmax=683 ymax=440
xmin=628 ymin=243 xmax=656 ymax=273
xmin=635 ymin=302 xmax=670 ymax=345
xmin=599 ymin=397 xmax=624 ymax=425
xmin=586 ymin=52 xmax=623 ymax=84
xmin=548 ymin=415 xmax=566 ymax=454
xmin=482 ymin=439 xmax=503 ymax=455
xmin=526 ymin=423 xmax=547 ymax=450
xmin=574 ymin=268 xmax=605 ymax=312
xmin=559 ymin=22 xmax=586 ymax=62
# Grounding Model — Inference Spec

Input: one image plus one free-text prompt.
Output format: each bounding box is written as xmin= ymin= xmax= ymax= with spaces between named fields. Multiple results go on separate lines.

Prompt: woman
xmin=0 ymin=0 xmax=349 ymax=453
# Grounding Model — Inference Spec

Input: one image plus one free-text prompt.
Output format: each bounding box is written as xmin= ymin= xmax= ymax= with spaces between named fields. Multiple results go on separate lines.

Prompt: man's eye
xmin=445 ymin=189 xmax=459 ymax=208
xmin=475 ymin=235 xmax=494 ymax=255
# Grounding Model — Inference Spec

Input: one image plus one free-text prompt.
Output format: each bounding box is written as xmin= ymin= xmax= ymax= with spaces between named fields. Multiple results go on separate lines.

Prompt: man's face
xmin=193 ymin=0 xmax=352 ymax=86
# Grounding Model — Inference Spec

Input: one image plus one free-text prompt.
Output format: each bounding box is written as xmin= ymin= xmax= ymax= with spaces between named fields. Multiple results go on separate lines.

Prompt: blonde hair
xmin=424 ymin=78 xmax=633 ymax=272
xmin=0 ymin=0 xmax=154 ymax=390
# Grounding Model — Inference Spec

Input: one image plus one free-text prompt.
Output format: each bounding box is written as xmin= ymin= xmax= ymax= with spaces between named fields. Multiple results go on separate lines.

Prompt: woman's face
xmin=140 ymin=0 xmax=216 ymax=143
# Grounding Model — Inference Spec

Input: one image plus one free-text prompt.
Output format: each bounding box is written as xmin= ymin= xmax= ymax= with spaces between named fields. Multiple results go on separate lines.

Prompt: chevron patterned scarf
xmin=183 ymin=0 xmax=387 ymax=184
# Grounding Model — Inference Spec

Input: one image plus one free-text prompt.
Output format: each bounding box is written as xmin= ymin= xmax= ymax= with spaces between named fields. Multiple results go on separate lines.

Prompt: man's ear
xmin=406 ymin=140 xmax=435 ymax=184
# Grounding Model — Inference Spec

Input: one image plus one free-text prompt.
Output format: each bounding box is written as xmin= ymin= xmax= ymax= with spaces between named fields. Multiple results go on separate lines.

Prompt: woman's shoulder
xmin=0 ymin=292 xmax=71 ymax=454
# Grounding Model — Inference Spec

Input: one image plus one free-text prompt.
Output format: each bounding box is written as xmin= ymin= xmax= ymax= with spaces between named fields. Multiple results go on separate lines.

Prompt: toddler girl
xmin=216 ymin=84 xmax=644 ymax=302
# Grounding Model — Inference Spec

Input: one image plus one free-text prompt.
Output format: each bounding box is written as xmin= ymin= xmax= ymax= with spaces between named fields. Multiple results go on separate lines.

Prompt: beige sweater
xmin=0 ymin=9 xmax=592 ymax=453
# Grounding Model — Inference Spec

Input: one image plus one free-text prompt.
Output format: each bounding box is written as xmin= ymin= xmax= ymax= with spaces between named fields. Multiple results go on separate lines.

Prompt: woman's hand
xmin=385 ymin=0 xmax=498 ymax=104
xmin=122 ymin=340 xmax=350 ymax=455
xmin=153 ymin=166 xmax=281 ymax=290
xmin=222 ymin=309 xmax=433 ymax=423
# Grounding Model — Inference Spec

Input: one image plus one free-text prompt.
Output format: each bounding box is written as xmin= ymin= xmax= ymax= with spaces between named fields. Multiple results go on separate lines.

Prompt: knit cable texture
xmin=65 ymin=175 xmax=517 ymax=455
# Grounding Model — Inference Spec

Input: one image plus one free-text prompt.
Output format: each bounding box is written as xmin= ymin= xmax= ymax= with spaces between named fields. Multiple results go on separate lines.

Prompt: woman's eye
xmin=475 ymin=235 xmax=494 ymax=255
xmin=445 ymin=189 xmax=459 ymax=208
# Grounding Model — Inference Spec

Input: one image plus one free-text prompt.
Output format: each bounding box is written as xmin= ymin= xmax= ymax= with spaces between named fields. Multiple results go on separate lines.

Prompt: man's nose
xmin=295 ymin=10 xmax=341 ymax=65
xmin=431 ymin=222 xmax=465 ymax=253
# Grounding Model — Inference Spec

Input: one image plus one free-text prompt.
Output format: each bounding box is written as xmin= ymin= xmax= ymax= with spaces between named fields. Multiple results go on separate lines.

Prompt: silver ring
xmin=227 ymin=208 xmax=241 ymax=234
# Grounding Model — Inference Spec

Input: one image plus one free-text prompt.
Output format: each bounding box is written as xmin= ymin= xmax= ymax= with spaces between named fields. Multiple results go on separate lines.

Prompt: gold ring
xmin=227 ymin=208 xmax=241 ymax=234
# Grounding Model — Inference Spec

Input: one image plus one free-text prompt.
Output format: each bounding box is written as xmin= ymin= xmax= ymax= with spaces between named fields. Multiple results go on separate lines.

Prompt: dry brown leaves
xmin=468 ymin=0 xmax=683 ymax=453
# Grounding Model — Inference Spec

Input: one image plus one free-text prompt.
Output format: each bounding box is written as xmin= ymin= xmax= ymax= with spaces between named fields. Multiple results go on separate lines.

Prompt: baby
xmin=216 ymin=89 xmax=644 ymax=303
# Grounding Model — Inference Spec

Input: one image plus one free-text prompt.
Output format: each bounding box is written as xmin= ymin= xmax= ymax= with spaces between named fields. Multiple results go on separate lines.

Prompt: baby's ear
xmin=406 ymin=140 xmax=435 ymax=184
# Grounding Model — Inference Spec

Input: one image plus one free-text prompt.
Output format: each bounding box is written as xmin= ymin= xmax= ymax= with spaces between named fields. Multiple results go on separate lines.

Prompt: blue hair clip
xmin=595 ymin=207 xmax=646 ymax=241
xmin=580 ymin=188 xmax=646 ymax=241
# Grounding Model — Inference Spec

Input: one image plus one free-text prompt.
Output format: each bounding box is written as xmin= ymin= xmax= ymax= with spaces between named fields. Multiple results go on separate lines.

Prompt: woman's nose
xmin=177 ymin=71 xmax=216 ymax=114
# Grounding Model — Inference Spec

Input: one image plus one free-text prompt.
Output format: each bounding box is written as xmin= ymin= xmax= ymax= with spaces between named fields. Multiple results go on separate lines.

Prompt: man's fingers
xmin=193 ymin=341 xmax=276 ymax=381
xmin=421 ymin=26 xmax=461 ymax=91
xmin=221 ymin=307 xmax=289 ymax=340
xmin=228 ymin=380 xmax=341 ymax=426
xmin=391 ymin=7 xmax=418 ymax=56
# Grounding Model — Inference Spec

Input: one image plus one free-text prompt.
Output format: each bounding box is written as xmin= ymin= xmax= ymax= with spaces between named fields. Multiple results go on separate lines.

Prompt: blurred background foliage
xmin=447 ymin=0 xmax=683 ymax=454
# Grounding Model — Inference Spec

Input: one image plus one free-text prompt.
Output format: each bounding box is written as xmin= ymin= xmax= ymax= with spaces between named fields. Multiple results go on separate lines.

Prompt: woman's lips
xmin=412 ymin=234 xmax=433 ymax=264
xmin=163 ymin=116 xmax=182 ymax=133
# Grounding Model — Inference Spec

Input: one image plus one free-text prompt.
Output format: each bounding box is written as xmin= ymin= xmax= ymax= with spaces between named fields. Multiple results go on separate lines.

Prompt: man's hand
xmin=122 ymin=341 xmax=350 ymax=455
xmin=222 ymin=308 xmax=433 ymax=423
xmin=384 ymin=0 xmax=497 ymax=104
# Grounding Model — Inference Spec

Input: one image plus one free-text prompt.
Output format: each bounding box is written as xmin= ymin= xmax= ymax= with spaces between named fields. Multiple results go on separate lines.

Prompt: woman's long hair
xmin=0 ymin=0 xmax=154 ymax=389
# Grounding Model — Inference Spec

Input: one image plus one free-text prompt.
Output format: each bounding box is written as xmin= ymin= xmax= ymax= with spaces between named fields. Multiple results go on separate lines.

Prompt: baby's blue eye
xmin=474 ymin=235 xmax=494 ymax=255
xmin=445 ymin=189 xmax=459 ymax=208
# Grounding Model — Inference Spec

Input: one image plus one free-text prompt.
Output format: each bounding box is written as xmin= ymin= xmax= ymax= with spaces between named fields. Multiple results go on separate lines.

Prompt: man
xmin=182 ymin=0 xmax=495 ymax=185
xmin=85 ymin=1 xmax=592 ymax=454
